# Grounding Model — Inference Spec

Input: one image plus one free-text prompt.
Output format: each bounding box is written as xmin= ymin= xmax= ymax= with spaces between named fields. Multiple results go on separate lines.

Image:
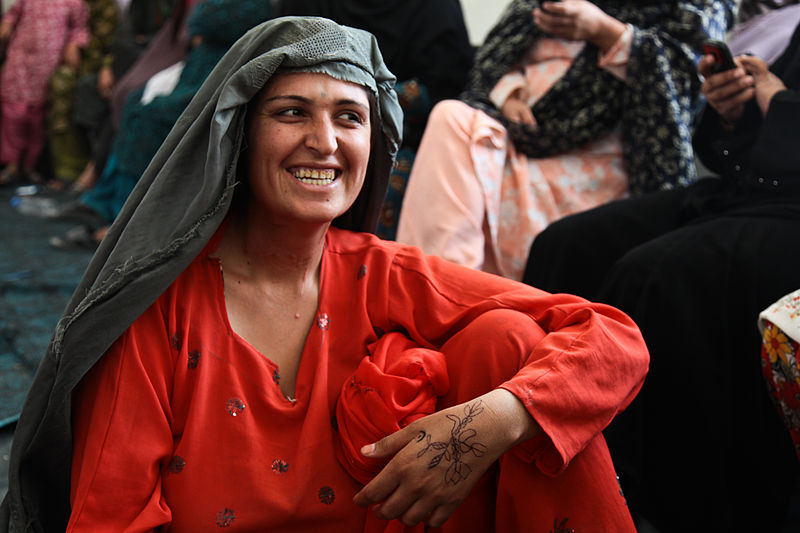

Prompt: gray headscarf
xmin=1 ymin=16 xmax=402 ymax=532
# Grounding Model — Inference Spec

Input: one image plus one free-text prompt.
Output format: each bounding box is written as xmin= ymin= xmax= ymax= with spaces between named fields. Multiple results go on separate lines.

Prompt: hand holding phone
xmin=702 ymin=39 xmax=736 ymax=73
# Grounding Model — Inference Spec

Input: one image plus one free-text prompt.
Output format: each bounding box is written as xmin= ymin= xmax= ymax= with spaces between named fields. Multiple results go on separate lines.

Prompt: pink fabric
xmin=0 ymin=0 xmax=90 ymax=105
xmin=490 ymin=38 xmax=585 ymax=110
xmin=0 ymin=100 xmax=45 ymax=168
xmin=397 ymin=37 xmax=630 ymax=281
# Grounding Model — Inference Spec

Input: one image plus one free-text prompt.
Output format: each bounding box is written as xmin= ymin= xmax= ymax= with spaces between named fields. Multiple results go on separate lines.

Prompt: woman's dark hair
xmin=738 ymin=0 xmax=800 ymax=22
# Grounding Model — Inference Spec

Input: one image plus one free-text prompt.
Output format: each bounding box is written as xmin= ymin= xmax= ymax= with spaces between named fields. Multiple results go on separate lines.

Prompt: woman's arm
xmin=532 ymin=0 xmax=627 ymax=53
xmin=738 ymin=54 xmax=800 ymax=178
xmin=354 ymin=246 xmax=649 ymax=526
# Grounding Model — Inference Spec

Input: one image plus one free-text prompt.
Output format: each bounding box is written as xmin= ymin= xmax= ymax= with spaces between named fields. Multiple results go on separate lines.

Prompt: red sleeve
xmin=68 ymin=0 xmax=90 ymax=47
xmin=381 ymin=246 xmax=649 ymax=476
xmin=67 ymin=299 xmax=176 ymax=532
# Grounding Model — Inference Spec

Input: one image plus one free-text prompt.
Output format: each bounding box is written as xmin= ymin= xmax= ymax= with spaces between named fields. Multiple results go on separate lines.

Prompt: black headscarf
xmin=275 ymin=0 xmax=474 ymax=104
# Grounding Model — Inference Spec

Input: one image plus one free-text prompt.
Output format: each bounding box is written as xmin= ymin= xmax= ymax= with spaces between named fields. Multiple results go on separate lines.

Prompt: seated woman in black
xmin=522 ymin=11 xmax=800 ymax=533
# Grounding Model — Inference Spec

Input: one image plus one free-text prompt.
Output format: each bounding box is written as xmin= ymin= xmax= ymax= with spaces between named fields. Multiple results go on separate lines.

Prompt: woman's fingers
xmin=353 ymin=424 xmax=420 ymax=507
xmin=737 ymin=55 xmax=787 ymax=115
xmin=703 ymin=72 xmax=753 ymax=101
xmin=427 ymin=504 xmax=459 ymax=529
xmin=700 ymin=57 xmax=755 ymax=123
xmin=377 ymin=483 xmax=429 ymax=524
xmin=533 ymin=7 xmax=571 ymax=33
xmin=737 ymin=54 xmax=769 ymax=76
xmin=501 ymin=98 xmax=536 ymax=126
xmin=353 ymin=463 xmax=401 ymax=506
xmin=360 ymin=423 xmax=416 ymax=459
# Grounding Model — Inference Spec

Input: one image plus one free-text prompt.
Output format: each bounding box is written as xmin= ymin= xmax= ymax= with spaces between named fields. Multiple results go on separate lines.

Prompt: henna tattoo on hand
xmin=416 ymin=401 xmax=488 ymax=485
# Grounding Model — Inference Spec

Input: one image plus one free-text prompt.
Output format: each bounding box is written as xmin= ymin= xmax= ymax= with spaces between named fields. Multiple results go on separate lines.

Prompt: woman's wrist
xmin=483 ymin=388 xmax=541 ymax=451
xmin=591 ymin=14 xmax=627 ymax=53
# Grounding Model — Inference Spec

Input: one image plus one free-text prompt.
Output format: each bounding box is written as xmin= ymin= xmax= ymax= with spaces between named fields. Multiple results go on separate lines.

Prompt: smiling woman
xmin=215 ymin=72 xmax=374 ymax=402
xmin=3 ymin=16 xmax=649 ymax=533
xmin=241 ymin=72 xmax=372 ymax=230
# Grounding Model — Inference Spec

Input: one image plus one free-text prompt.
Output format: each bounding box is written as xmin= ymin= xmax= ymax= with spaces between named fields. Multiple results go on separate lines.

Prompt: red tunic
xmin=68 ymin=227 xmax=647 ymax=532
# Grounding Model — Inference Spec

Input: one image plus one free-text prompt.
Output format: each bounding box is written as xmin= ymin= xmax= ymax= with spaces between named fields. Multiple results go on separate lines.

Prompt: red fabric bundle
xmin=335 ymin=332 xmax=450 ymax=484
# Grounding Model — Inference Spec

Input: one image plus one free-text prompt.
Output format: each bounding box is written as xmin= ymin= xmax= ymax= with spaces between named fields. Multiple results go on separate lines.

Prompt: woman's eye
xmin=338 ymin=111 xmax=365 ymax=124
xmin=276 ymin=108 xmax=304 ymax=118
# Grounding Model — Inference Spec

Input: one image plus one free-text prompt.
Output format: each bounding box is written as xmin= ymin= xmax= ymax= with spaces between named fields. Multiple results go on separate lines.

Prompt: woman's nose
xmin=305 ymin=116 xmax=338 ymax=154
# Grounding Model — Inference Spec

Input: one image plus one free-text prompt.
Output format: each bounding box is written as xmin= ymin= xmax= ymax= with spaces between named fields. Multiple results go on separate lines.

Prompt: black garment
xmin=523 ymin=20 xmax=800 ymax=533
xmin=274 ymin=0 xmax=473 ymax=147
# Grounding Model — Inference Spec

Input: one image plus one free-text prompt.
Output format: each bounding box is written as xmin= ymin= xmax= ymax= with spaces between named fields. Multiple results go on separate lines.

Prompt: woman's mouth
xmin=292 ymin=168 xmax=337 ymax=186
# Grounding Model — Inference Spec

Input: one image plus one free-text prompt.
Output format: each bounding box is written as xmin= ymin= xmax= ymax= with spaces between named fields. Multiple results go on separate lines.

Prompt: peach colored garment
xmin=397 ymin=37 xmax=631 ymax=281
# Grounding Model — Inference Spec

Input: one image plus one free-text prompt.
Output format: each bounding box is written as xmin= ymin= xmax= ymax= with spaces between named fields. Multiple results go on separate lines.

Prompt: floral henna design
xmin=416 ymin=401 xmax=488 ymax=485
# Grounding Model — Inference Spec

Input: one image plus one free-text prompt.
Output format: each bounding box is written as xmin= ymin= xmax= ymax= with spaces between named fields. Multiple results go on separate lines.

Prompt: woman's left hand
xmin=533 ymin=0 xmax=626 ymax=53
xmin=737 ymin=55 xmax=787 ymax=117
xmin=353 ymin=389 xmax=540 ymax=527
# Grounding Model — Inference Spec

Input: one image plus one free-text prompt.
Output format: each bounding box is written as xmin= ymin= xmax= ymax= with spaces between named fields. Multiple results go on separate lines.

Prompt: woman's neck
xmin=218 ymin=208 xmax=329 ymax=290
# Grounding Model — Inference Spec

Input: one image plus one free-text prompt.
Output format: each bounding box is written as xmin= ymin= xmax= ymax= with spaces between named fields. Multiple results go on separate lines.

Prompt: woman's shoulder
xmin=325 ymin=227 xmax=517 ymax=288
xmin=328 ymin=226 xmax=404 ymax=252
xmin=326 ymin=227 xmax=430 ymax=263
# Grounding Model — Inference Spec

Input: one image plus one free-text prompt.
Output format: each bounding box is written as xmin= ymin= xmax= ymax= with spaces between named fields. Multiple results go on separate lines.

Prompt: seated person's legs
xmin=435 ymin=309 xmax=635 ymax=532
xmin=598 ymin=205 xmax=800 ymax=532
xmin=523 ymin=186 xmax=688 ymax=300
xmin=397 ymin=100 xmax=490 ymax=272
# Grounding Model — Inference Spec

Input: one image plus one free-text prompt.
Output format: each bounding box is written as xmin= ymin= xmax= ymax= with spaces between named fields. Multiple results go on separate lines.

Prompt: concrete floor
xmin=1 ymin=423 xmax=12 ymax=499
xmin=0 ymin=183 xmax=93 ymax=505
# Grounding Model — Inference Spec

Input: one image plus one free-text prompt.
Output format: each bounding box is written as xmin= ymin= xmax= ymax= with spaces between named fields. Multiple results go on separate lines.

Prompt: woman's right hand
xmin=737 ymin=55 xmax=787 ymax=117
xmin=533 ymin=0 xmax=626 ymax=53
xmin=353 ymin=389 xmax=540 ymax=527
xmin=698 ymin=54 xmax=755 ymax=126
xmin=501 ymin=93 xmax=536 ymax=126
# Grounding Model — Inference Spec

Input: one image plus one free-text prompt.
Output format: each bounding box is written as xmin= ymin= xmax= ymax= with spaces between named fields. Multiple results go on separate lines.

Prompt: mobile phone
xmin=702 ymin=39 xmax=736 ymax=73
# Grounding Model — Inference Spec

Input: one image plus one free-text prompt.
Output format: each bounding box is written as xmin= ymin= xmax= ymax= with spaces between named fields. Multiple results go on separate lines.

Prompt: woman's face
xmin=244 ymin=72 xmax=372 ymax=226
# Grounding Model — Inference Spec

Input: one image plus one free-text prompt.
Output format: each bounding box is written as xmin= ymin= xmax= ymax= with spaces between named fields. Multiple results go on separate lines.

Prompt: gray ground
xmin=0 ymin=184 xmax=94 ymax=501
xmin=1 ymin=424 xmax=12 ymax=498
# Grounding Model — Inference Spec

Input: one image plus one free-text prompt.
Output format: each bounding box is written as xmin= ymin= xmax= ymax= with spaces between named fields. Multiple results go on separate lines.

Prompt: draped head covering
xmin=1 ymin=16 xmax=402 ymax=532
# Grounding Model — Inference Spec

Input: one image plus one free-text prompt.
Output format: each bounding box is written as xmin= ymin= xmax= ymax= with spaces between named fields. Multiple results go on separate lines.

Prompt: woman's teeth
xmin=293 ymin=168 xmax=336 ymax=185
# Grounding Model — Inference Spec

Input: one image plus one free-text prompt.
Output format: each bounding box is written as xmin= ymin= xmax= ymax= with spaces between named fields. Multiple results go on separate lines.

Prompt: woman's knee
xmin=425 ymin=99 xmax=476 ymax=141
xmin=440 ymin=309 xmax=546 ymax=401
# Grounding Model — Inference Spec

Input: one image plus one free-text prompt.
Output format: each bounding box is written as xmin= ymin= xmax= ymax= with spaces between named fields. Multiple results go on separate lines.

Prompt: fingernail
xmin=361 ymin=443 xmax=375 ymax=456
